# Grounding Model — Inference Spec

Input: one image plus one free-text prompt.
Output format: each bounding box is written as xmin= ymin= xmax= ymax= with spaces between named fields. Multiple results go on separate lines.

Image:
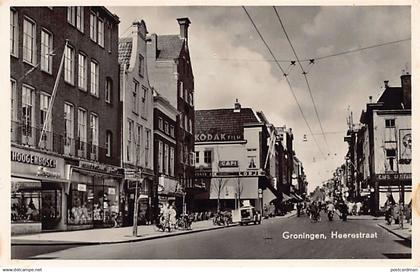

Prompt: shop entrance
xmin=41 ymin=190 xmax=62 ymax=230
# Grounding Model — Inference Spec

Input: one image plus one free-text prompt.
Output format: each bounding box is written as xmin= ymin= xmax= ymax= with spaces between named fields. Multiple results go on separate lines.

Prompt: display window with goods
xmin=11 ymin=191 xmax=41 ymax=223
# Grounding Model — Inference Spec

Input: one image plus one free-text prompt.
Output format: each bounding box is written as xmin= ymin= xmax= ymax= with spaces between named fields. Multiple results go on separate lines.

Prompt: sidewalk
xmin=12 ymin=211 xmax=297 ymax=246
xmin=377 ymin=222 xmax=412 ymax=241
xmin=12 ymin=219 xmax=234 ymax=246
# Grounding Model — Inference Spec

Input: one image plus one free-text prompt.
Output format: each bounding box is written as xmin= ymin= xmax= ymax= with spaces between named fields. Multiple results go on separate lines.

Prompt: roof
xmin=195 ymin=108 xmax=260 ymax=137
xmin=156 ymin=35 xmax=184 ymax=60
xmin=118 ymin=38 xmax=132 ymax=66
xmin=377 ymin=87 xmax=404 ymax=110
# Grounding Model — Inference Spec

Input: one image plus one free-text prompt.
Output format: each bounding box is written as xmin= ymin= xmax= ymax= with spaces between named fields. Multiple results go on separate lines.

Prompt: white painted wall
xmin=373 ymin=111 xmax=411 ymax=174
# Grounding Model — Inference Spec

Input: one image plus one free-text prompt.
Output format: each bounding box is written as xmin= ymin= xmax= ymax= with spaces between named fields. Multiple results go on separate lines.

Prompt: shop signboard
xmin=79 ymin=160 xmax=121 ymax=175
xmin=77 ymin=184 xmax=87 ymax=192
xmin=195 ymin=133 xmax=243 ymax=142
xmin=376 ymin=173 xmax=411 ymax=181
xmin=11 ymin=147 xmax=64 ymax=179
xmin=219 ymin=160 xmax=239 ymax=168
xmin=108 ymin=188 xmax=116 ymax=195
xmin=195 ymin=170 xmax=265 ymax=178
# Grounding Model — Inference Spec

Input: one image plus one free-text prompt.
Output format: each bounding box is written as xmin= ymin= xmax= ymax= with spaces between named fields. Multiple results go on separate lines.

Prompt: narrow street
xmin=16 ymin=214 xmax=411 ymax=259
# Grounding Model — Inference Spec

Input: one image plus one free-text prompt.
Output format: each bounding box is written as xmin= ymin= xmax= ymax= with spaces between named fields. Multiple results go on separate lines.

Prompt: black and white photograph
xmin=2 ymin=2 xmax=418 ymax=266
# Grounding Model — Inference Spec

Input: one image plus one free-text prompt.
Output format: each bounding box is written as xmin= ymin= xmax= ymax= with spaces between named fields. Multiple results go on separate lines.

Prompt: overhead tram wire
xmin=273 ymin=6 xmax=330 ymax=152
xmin=242 ymin=6 xmax=327 ymax=160
xmin=191 ymin=38 xmax=410 ymax=63
xmin=302 ymin=38 xmax=411 ymax=62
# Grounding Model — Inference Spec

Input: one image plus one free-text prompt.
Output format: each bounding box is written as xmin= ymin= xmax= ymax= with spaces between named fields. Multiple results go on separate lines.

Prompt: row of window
xmin=67 ymin=7 xmax=112 ymax=51
xmin=10 ymin=11 xmax=53 ymax=73
xmin=179 ymin=144 xmax=195 ymax=166
xmin=196 ymin=150 xmax=212 ymax=164
xmin=11 ymin=79 xmax=112 ymax=158
xmin=157 ymin=117 xmax=175 ymax=138
xmin=179 ymin=81 xmax=194 ymax=107
xmin=127 ymin=119 xmax=151 ymax=167
xmin=10 ymin=11 xmax=114 ymax=104
xmin=157 ymin=140 xmax=175 ymax=176
xmin=132 ymin=80 xmax=149 ymax=119
xmin=64 ymin=44 xmax=112 ymax=102
xmin=180 ymin=113 xmax=193 ymax=134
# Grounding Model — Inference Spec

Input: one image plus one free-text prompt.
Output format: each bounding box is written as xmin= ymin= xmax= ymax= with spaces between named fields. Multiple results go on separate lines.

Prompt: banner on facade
xmin=399 ymin=129 xmax=411 ymax=162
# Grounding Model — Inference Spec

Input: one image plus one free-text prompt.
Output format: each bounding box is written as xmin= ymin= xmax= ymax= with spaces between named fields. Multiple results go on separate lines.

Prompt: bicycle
xmin=176 ymin=214 xmax=193 ymax=230
xmin=154 ymin=215 xmax=171 ymax=232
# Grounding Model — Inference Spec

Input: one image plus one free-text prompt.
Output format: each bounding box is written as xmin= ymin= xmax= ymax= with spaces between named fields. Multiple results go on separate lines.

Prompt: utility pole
xmin=132 ymin=170 xmax=142 ymax=237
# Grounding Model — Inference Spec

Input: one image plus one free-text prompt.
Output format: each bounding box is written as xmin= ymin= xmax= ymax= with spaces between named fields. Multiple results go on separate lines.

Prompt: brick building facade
xmin=10 ymin=6 xmax=121 ymax=234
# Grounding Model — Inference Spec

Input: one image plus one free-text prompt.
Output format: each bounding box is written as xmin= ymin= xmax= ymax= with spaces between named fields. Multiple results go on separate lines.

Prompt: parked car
xmin=233 ymin=205 xmax=261 ymax=225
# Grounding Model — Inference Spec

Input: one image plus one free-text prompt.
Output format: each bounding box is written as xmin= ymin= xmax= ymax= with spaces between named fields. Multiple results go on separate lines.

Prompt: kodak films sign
xmin=195 ymin=133 xmax=242 ymax=142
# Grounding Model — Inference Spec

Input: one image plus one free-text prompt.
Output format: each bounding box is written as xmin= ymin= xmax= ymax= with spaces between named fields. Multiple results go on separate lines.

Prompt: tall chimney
xmin=401 ymin=73 xmax=411 ymax=109
xmin=147 ymin=33 xmax=158 ymax=60
xmin=369 ymin=96 xmax=372 ymax=103
xmin=234 ymin=98 xmax=241 ymax=113
xmin=177 ymin=17 xmax=191 ymax=40
xmin=384 ymin=80 xmax=389 ymax=88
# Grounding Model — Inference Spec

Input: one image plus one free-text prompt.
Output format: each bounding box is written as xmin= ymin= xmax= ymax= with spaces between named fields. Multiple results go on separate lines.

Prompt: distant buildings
xmin=344 ymin=74 xmax=411 ymax=214
xmin=193 ymin=100 xmax=305 ymax=213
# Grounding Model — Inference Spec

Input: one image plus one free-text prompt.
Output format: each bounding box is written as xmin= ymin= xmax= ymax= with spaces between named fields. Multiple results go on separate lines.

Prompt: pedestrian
xmin=168 ymin=205 xmax=177 ymax=229
xmin=355 ymin=201 xmax=362 ymax=215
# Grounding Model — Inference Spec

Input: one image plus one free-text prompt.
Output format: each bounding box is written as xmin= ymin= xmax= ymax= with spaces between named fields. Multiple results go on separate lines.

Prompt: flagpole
xmin=38 ymin=40 xmax=69 ymax=148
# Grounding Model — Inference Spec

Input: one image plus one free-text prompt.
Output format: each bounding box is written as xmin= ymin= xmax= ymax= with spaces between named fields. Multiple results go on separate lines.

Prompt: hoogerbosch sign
xmin=195 ymin=133 xmax=242 ymax=142
xmin=11 ymin=150 xmax=57 ymax=168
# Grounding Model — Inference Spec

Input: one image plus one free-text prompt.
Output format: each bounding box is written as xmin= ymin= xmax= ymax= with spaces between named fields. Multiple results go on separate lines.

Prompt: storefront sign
xmin=79 ymin=160 xmax=120 ymax=175
xmin=36 ymin=166 xmax=61 ymax=179
xmin=108 ymin=188 xmax=116 ymax=195
xmin=11 ymin=150 xmax=56 ymax=168
xmin=77 ymin=184 xmax=87 ymax=192
xmin=219 ymin=160 xmax=239 ymax=168
xmin=195 ymin=170 xmax=265 ymax=178
xmin=195 ymin=133 xmax=242 ymax=142
xmin=376 ymin=173 xmax=412 ymax=181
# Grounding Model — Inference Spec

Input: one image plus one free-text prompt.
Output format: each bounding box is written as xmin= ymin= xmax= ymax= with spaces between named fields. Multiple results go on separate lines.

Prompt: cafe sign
xmin=376 ymin=173 xmax=412 ymax=181
xmin=195 ymin=133 xmax=242 ymax=142
xmin=219 ymin=160 xmax=239 ymax=168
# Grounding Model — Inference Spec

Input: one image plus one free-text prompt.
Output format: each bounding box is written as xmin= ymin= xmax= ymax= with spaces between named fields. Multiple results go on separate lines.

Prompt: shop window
xmin=11 ymin=189 xmax=41 ymax=223
xmin=93 ymin=178 xmax=118 ymax=226
xmin=67 ymin=182 xmax=93 ymax=225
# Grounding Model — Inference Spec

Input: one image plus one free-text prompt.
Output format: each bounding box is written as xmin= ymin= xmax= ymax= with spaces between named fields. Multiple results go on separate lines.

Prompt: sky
xmin=107 ymin=6 xmax=411 ymax=192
